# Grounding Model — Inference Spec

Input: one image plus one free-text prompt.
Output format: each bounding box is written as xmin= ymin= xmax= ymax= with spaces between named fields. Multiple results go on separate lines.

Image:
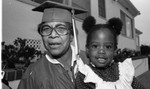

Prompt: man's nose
xmin=49 ymin=29 xmax=59 ymax=38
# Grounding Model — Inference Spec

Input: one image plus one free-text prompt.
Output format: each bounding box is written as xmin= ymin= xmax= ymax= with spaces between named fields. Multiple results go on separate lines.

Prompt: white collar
xmin=45 ymin=45 xmax=77 ymax=67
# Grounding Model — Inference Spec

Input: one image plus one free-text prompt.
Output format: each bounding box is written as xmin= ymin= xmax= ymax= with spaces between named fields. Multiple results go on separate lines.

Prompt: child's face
xmin=86 ymin=28 xmax=115 ymax=67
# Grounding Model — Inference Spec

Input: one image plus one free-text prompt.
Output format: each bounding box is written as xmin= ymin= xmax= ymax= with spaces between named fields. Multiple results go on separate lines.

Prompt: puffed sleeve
xmin=119 ymin=58 xmax=146 ymax=89
xmin=119 ymin=58 xmax=135 ymax=84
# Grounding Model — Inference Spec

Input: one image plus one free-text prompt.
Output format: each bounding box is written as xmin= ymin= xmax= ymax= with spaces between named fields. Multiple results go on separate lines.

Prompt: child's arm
xmin=132 ymin=77 xmax=146 ymax=89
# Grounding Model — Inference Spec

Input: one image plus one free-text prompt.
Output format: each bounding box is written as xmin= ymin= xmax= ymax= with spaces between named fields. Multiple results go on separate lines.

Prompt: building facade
xmin=3 ymin=0 xmax=141 ymax=51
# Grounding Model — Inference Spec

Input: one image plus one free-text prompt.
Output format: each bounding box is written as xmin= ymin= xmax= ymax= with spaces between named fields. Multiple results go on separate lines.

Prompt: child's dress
xmin=75 ymin=58 xmax=145 ymax=89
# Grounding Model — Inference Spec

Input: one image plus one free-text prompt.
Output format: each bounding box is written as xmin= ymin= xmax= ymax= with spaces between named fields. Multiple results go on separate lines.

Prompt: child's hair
xmin=82 ymin=16 xmax=123 ymax=49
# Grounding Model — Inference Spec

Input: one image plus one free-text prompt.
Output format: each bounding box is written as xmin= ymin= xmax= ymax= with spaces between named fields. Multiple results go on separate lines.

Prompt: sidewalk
xmin=137 ymin=70 xmax=150 ymax=89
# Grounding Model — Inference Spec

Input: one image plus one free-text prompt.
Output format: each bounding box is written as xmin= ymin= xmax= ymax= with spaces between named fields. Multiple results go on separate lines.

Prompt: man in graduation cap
xmin=17 ymin=1 xmax=88 ymax=89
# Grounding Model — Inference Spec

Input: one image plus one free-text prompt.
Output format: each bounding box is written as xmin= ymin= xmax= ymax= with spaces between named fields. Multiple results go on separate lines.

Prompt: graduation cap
xmin=32 ymin=0 xmax=87 ymax=23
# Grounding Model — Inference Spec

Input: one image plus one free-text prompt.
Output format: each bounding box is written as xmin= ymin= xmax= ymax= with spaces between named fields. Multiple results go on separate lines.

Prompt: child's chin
xmin=95 ymin=63 xmax=107 ymax=68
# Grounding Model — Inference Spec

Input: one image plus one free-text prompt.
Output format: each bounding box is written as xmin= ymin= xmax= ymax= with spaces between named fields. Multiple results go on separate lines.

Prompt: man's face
xmin=86 ymin=28 xmax=115 ymax=67
xmin=40 ymin=22 xmax=73 ymax=58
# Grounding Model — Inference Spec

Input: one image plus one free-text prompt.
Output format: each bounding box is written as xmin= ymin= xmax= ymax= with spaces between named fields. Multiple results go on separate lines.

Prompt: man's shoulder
xmin=22 ymin=56 xmax=53 ymax=80
xmin=30 ymin=56 xmax=45 ymax=68
xmin=23 ymin=56 xmax=46 ymax=75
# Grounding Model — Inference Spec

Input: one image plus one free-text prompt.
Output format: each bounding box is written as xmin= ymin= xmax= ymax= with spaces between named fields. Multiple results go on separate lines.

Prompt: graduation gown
xmin=17 ymin=48 xmax=88 ymax=89
xmin=17 ymin=55 xmax=75 ymax=89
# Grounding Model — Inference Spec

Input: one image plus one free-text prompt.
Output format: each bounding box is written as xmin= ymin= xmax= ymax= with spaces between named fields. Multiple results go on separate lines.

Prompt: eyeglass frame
xmin=38 ymin=22 xmax=72 ymax=36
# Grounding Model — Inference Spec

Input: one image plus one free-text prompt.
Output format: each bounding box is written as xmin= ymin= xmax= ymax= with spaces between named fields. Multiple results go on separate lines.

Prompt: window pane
xmin=120 ymin=11 xmax=126 ymax=35
xmin=98 ymin=0 xmax=106 ymax=18
xmin=136 ymin=35 xmax=140 ymax=46
xmin=126 ymin=16 xmax=133 ymax=38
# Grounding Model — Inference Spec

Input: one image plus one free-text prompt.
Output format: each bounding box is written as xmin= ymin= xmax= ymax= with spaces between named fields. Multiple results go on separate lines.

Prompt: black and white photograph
xmin=2 ymin=0 xmax=150 ymax=89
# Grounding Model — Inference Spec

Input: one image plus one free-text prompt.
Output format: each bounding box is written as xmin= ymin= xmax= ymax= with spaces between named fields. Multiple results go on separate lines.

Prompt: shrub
xmin=2 ymin=37 xmax=42 ymax=69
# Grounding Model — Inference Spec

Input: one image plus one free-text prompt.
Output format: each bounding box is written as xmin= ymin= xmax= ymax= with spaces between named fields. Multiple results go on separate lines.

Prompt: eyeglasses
xmin=39 ymin=25 xmax=69 ymax=36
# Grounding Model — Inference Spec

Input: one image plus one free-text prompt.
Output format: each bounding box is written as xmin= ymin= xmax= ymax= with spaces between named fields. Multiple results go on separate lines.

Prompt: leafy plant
xmin=2 ymin=37 xmax=42 ymax=69
xmin=114 ymin=48 xmax=141 ymax=62
xmin=140 ymin=44 xmax=150 ymax=56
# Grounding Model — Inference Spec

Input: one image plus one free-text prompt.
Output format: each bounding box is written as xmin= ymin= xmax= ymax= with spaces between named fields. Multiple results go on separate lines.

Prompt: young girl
xmin=75 ymin=16 xmax=146 ymax=89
